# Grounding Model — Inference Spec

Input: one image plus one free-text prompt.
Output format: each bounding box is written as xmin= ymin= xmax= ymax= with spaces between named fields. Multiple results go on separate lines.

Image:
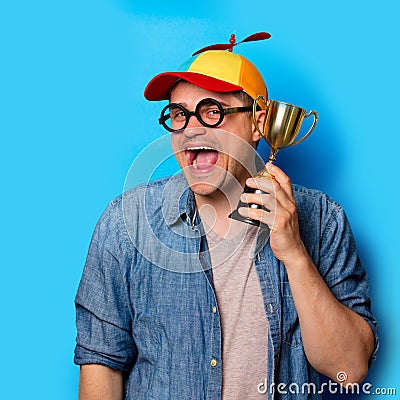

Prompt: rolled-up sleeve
xmin=319 ymin=200 xmax=379 ymax=366
xmin=74 ymin=200 xmax=137 ymax=372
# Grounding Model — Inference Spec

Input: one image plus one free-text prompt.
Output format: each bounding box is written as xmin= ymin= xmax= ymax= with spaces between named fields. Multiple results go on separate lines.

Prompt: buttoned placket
xmin=253 ymin=246 xmax=282 ymax=400
xmin=191 ymin=210 xmax=222 ymax=400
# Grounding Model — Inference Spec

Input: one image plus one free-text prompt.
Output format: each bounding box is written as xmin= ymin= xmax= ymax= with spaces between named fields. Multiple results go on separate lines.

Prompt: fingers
xmin=238 ymin=184 xmax=276 ymax=228
xmin=239 ymin=164 xmax=296 ymax=228
xmin=245 ymin=164 xmax=294 ymax=205
xmin=240 ymin=192 xmax=275 ymax=212
xmin=266 ymin=163 xmax=294 ymax=198
xmin=238 ymin=204 xmax=275 ymax=228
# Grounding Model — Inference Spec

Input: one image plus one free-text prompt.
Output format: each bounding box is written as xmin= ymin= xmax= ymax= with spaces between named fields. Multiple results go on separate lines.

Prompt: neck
xmin=194 ymin=182 xmax=246 ymax=238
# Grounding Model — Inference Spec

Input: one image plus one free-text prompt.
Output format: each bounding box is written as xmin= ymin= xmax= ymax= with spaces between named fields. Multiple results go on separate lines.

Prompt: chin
xmin=182 ymin=167 xmax=227 ymax=197
xmin=189 ymin=182 xmax=220 ymax=196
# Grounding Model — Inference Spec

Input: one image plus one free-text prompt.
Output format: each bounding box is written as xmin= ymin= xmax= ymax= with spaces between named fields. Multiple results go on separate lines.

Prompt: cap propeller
xmin=192 ymin=32 xmax=271 ymax=56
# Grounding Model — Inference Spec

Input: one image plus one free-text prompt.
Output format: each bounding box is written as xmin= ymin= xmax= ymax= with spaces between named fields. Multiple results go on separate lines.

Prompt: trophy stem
xmin=254 ymin=148 xmax=279 ymax=179
xmin=268 ymin=147 xmax=278 ymax=163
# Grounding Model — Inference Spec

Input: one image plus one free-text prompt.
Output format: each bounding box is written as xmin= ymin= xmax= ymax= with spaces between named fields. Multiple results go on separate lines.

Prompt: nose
xmin=183 ymin=125 xmax=208 ymax=138
xmin=185 ymin=112 xmax=203 ymax=129
xmin=184 ymin=128 xmax=208 ymax=138
xmin=183 ymin=113 xmax=207 ymax=137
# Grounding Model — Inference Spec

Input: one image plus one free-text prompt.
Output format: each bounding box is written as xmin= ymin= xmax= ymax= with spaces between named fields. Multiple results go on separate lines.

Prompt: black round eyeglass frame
xmin=158 ymin=97 xmax=253 ymax=133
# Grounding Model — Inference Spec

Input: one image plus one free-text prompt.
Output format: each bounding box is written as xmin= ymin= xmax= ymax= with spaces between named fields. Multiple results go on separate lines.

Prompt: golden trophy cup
xmin=229 ymin=96 xmax=318 ymax=226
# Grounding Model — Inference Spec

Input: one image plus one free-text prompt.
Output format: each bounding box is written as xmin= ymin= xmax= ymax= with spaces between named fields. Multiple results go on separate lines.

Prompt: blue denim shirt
xmin=74 ymin=173 xmax=378 ymax=399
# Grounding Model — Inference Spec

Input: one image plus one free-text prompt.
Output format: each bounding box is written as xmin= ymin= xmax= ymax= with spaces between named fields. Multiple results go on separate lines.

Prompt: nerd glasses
xmin=159 ymin=98 xmax=253 ymax=133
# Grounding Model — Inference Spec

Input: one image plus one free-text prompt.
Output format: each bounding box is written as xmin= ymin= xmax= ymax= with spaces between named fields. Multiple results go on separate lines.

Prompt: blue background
xmin=1 ymin=0 xmax=398 ymax=398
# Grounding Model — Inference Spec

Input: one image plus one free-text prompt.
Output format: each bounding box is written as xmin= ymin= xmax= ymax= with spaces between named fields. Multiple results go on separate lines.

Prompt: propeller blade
xmin=240 ymin=32 xmax=271 ymax=43
xmin=192 ymin=44 xmax=232 ymax=56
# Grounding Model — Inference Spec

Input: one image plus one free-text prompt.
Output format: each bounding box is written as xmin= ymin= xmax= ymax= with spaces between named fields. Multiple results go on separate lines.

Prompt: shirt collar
xmin=162 ymin=174 xmax=197 ymax=226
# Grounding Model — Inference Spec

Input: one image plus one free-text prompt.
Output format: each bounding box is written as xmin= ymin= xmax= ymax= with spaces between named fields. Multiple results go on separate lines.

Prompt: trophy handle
xmin=252 ymin=95 xmax=268 ymax=137
xmin=291 ymin=110 xmax=318 ymax=146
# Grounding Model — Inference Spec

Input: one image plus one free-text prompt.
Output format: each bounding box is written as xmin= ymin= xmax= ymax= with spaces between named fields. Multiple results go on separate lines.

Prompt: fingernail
xmin=240 ymin=194 xmax=246 ymax=202
xmin=246 ymin=178 xmax=254 ymax=185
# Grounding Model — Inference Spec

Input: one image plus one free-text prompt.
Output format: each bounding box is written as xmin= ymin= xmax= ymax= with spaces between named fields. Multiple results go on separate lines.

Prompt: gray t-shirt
xmin=207 ymin=224 xmax=269 ymax=399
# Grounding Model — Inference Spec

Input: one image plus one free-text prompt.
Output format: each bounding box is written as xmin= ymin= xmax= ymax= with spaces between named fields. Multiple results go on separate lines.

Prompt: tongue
xmin=196 ymin=151 xmax=218 ymax=169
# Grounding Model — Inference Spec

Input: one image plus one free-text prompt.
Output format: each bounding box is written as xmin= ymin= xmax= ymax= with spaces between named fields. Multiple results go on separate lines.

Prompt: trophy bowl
xmin=229 ymin=96 xmax=318 ymax=226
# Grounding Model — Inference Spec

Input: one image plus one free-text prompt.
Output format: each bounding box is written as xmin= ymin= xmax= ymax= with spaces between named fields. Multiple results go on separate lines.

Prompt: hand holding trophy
xmin=229 ymin=96 xmax=318 ymax=226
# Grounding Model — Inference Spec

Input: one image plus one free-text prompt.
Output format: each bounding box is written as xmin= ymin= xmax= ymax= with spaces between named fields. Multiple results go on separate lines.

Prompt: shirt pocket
xmin=281 ymin=281 xmax=302 ymax=347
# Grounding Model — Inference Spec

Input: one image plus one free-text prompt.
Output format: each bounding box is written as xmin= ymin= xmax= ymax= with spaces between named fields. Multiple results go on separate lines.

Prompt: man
xmin=74 ymin=45 xmax=378 ymax=399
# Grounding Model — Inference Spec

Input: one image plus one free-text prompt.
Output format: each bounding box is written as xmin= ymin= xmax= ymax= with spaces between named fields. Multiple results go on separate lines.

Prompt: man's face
xmin=170 ymin=82 xmax=261 ymax=197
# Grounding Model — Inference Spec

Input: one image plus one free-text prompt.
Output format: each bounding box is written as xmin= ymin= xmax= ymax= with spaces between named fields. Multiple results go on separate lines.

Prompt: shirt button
xmin=269 ymin=303 xmax=274 ymax=313
xmin=210 ymin=359 xmax=218 ymax=367
xmin=212 ymin=306 xmax=217 ymax=314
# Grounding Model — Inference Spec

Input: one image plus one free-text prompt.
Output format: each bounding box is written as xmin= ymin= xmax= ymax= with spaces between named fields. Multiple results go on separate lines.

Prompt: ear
xmin=251 ymin=109 xmax=266 ymax=142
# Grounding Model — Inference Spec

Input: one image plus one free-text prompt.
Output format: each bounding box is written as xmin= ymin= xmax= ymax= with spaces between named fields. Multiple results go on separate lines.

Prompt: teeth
xmin=187 ymin=146 xmax=215 ymax=151
xmin=192 ymin=159 xmax=198 ymax=169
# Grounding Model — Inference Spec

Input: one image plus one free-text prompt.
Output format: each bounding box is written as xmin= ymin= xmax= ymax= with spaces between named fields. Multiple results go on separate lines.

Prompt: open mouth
xmin=185 ymin=146 xmax=219 ymax=173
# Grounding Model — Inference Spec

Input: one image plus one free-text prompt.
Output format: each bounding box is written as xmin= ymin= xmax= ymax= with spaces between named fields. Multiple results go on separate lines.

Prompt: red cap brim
xmin=144 ymin=72 xmax=243 ymax=101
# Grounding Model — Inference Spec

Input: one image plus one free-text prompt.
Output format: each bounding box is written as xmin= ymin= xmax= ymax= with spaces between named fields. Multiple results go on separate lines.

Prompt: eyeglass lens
xmin=160 ymin=98 xmax=224 ymax=132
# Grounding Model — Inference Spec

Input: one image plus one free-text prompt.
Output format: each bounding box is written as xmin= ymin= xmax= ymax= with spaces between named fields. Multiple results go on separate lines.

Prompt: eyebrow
xmin=173 ymin=99 xmax=232 ymax=108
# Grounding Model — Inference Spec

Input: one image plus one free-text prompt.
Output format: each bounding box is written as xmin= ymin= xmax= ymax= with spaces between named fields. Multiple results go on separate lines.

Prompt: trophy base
xmin=228 ymin=185 xmax=268 ymax=227
xmin=228 ymin=209 xmax=262 ymax=227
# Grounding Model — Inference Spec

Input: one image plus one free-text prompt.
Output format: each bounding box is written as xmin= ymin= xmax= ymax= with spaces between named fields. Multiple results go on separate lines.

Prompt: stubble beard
xmin=185 ymin=156 xmax=250 ymax=206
